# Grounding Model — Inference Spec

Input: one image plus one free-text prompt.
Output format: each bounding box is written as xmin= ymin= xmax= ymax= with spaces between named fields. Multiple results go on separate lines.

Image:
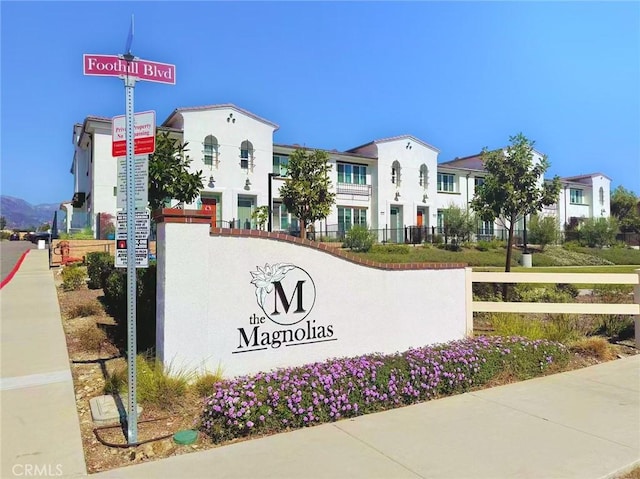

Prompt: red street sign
xmin=83 ymin=54 xmax=176 ymax=85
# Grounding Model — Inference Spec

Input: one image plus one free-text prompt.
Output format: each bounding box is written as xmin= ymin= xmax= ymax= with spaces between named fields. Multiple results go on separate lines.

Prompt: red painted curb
xmin=0 ymin=249 xmax=31 ymax=290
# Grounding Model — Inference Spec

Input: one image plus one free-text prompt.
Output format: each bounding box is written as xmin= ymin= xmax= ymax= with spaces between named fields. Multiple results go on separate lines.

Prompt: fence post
xmin=634 ymin=269 xmax=640 ymax=349
xmin=465 ymin=267 xmax=473 ymax=338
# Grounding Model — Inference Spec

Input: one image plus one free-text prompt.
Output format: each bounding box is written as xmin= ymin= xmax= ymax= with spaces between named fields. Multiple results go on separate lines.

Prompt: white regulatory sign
xmin=117 ymin=155 xmax=149 ymax=209
xmin=115 ymin=210 xmax=150 ymax=268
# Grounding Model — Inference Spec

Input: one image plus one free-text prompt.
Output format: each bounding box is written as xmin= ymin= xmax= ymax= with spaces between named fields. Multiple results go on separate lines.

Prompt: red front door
xmin=417 ymin=210 xmax=424 ymax=227
xmin=201 ymin=198 xmax=217 ymax=227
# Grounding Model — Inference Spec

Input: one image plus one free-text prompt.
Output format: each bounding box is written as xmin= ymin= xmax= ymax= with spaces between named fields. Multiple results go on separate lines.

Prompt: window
xmin=419 ymin=164 xmax=428 ymax=187
xmin=273 ymin=155 xmax=289 ymax=176
xmin=391 ymin=161 xmax=401 ymax=186
xmin=338 ymin=206 xmax=367 ymax=232
xmin=272 ymin=202 xmax=299 ymax=232
xmin=474 ymin=177 xmax=485 ymax=188
xmin=203 ymin=135 xmax=219 ymax=167
xmin=437 ymin=210 xmax=444 ymax=234
xmin=113 ymin=186 xmax=117 ymax=196
xmin=338 ymin=163 xmax=367 ymax=184
xmin=599 ymin=187 xmax=604 ymax=205
xmin=570 ymin=188 xmax=584 ymax=204
xmin=240 ymin=140 xmax=253 ymax=170
xmin=438 ymin=173 xmax=456 ymax=192
xmin=478 ymin=220 xmax=494 ymax=236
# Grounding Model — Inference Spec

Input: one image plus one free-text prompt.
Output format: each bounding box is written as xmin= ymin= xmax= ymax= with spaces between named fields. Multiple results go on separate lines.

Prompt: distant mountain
xmin=1 ymin=196 xmax=60 ymax=230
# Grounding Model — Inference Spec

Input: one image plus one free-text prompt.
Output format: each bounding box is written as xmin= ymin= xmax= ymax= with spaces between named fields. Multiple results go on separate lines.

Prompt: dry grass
xmin=569 ymin=336 xmax=617 ymax=361
xmin=192 ymin=370 xmax=225 ymax=398
xmin=77 ymin=324 xmax=108 ymax=352
xmin=68 ymin=301 xmax=103 ymax=318
xmin=616 ymin=464 xmax=640 ymax=479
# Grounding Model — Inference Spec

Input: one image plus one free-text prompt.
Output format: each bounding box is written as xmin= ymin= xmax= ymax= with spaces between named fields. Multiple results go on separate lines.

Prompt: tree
xmin=470 ymin=133 xmax=561 ymax=272
xmin=0 ymin=216 xmax=6 ymax=230
xmin=37 ymin=222 xmax=50 ymax=232
xmin=611 ymin=186 xmax=640 ymax=233
xmin=148 ymin=132 xmax=204 ymax=211
xmin=280 ymin=148 xmax=336 ymax=240
xmin=98 ymin=212 xmax=116 ymax=239
xmin=441 ymin=204 xmax=476 ymax=248
xmin=579 ymin=217 xmax=618 ymax=248
xmin=528 ymin=214 xmax=559 ymax=250
xmin=251 ymin=206 xmax=269 ymax=230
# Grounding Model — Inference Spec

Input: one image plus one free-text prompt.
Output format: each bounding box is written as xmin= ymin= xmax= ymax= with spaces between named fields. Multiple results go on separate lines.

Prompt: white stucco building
xmin=67 ymin=103 xmax=611 ymax=241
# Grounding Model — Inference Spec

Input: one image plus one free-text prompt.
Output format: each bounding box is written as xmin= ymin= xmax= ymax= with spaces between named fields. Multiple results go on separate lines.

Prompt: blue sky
xmin=1 ymin=1 xmax=639 ymax=206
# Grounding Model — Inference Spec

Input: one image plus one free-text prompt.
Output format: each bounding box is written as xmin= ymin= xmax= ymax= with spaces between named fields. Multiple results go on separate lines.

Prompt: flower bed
xmin=200 ymin=336 xmax=569 ymax=442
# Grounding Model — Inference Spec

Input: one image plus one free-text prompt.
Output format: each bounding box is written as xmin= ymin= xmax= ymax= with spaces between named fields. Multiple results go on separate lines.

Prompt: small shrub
xmin=472 ymin=282 xmax=503 ymax=301
xmin=490 ymin=313 xmax=584 ymax=343
xmin=569 ymin=337 xmax=616 ymax=361
xmin=61 ymin=265 xmax=86 ymax=291
xmin=68 ymin=301 xmax=103 ymax=318
xmin=136 ymin=355 xmax=190 ymax=410
xmin=343 ymin=225 xmax=376 ymax=252
xmin=578 ymin=217 xmax=618 ymax=248
xmin=103 ymin=365 xmax=127 ymax=394
xmin=77 ymin=324 xmax=107 ymax=352
xmin=592 ymin=283 xmax=633 ymax=301
xmin=476 ymin=240 xmax=492 ymax=252
xmin=563 ymin=240 xmax=581 ymax=252
xmin=512 ymin=284 xmax=572 ymax=303
xmin=590 ymin=315 xmax=635 ymax=341
xmin=372 ymin=243 xmax=411 ymax=254
xmin=528 ymin=214 xmax=559 ymax=250
xmin=192 ymin=370 xmax=225 ymax=397
xmin=103 ymin=264 xmax=156 ymax=351
xmin=86 ymin=252 xmax=114 ymax=289
xmin=556 ymin=283 xmax=579 ymax=299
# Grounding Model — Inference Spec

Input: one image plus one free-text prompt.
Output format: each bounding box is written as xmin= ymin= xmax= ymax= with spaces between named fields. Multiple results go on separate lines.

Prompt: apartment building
xmin=65 ymin=103 xmax=610 ymax=241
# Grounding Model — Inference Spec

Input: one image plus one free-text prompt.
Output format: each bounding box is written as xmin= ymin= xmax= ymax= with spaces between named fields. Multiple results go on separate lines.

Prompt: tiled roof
xmin=561 ymin=172 xmax=611 ymax=182
xmin=162 ymin=103 xmax=279 ymax=130
xmin=273 ymin=143 xmax=376 ymax=160
xmin=438 ymin=154 xmax=484 ymax=171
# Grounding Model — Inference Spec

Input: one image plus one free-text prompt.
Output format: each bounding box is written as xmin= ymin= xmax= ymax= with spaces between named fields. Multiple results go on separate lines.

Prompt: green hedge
xmin=86 ymin=252 xmax=114 ymax=289
xmin=102 ymin=262 xmax=157 ymax=352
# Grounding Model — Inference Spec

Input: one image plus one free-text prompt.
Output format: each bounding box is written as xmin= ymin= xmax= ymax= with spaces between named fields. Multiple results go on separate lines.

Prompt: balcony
xmin=72 ymin=192 xmax=86 ymax=208
xmin=336 ymin=183 xmax=372 ymax=197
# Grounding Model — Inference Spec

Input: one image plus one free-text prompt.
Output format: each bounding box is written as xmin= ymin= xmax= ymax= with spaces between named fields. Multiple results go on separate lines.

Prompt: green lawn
xmin=357 ymin=243 xmax=640 ymax=269
xmin=476 ymin=265 xmax=640 ymax=274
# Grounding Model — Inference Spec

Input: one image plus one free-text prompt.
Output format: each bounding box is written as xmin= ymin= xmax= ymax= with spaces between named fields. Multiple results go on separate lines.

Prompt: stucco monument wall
xmin=155 ymin=209 xmax=471 ymax=378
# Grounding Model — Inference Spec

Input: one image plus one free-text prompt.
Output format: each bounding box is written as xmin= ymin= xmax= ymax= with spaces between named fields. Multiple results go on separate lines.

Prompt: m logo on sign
xmin=250 ymin=263 xmax=316 ymax=326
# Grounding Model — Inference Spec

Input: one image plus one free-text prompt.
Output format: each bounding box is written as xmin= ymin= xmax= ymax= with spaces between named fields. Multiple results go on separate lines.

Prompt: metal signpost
xmin=83 ymin=17 xmax=175 ymax=444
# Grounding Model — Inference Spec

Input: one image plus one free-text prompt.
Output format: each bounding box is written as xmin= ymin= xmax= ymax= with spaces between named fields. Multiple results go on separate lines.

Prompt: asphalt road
xmin=0 ymin=240 xmax=37 ymax=283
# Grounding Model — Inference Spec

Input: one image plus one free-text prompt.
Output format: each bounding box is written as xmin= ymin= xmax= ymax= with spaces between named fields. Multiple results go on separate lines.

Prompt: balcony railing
xmin=336 ymin=182 xmax=372 ymax=196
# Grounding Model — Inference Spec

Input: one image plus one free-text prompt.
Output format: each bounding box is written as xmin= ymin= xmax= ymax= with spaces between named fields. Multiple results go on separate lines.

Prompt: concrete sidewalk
xmin=0 ymin=250 xmax=86 ymax=478
xmin=93 ymin=355 xmax=640 ymax=479
xmin=1 ymin=249 xmax=638 ymax=478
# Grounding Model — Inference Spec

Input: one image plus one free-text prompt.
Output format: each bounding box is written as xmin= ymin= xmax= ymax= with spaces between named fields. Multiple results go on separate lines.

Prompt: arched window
xmin=391 ymin=160 xmax=401 ymax=186
xmin=419 ymin=164 xmax=428 ymax=188
xmin=240 ymin=140 xmax=254 ymax=170
xmin=599 ymin=186 xmax=604 ymax=205
xmin=203 ymin=135 xmax=219 ymax=167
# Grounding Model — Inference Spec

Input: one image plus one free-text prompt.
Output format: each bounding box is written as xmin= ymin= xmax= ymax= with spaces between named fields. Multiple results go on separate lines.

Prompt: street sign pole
xmin=83 ymin=18 xmax=175 ymax=445
xmin=123 ymin=53 xmax=138 ymax=444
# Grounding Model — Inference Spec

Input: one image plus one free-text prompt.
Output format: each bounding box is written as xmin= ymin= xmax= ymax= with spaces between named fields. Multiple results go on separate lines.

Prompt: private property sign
xmin=83 ymin=54 xmax=176 ymax=84
xmin=112 ymin=111 xmax=155 ymax=157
